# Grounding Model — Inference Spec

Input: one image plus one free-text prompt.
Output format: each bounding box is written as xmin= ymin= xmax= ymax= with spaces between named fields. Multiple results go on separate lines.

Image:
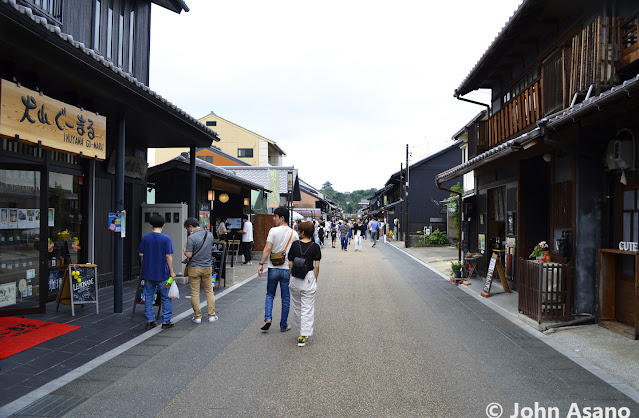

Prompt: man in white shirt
xmin=238 ymin=214 xmax=253 ymax=265
xmin=258 ymin=206 xmax=299 ymax=332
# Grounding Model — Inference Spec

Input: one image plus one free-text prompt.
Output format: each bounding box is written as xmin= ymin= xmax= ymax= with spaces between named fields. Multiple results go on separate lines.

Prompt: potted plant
xmin=451 ymin=260 xmax=463 ymax=278
xmin=529 ymin=241 xmax=549 ymax=260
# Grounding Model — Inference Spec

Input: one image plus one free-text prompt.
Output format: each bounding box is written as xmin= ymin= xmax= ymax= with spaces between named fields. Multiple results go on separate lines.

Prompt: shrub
xmin=427 ymin=229 xmax=448 ymax=245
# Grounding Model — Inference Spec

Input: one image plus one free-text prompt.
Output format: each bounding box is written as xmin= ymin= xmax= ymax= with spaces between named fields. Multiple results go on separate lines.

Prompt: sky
xmin=149 ymin=0 xmax=522 ymax=193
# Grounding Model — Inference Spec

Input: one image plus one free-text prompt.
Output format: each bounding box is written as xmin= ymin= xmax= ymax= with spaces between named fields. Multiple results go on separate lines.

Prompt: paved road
xmin=12 ymin=241 xmax=638 ymax=417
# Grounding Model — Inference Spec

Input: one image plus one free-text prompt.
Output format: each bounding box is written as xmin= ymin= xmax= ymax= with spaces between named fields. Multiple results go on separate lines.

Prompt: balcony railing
xmin=518 ymin=258 xmax=571 ymax=323
xmin=619 ymin=16 xmax=639 ymax=69
xmin=487 ymin=79 xmax=540 ymax=148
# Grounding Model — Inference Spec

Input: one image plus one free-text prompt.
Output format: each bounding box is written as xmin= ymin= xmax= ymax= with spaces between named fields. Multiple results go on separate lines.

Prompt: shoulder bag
xmin=183 ymin=231 xmax=209 ymax=276
xmin=270 ymin=230 xmax=294 ymax=266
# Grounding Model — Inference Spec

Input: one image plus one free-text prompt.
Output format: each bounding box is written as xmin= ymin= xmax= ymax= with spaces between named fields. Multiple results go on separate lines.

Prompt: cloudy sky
xmin=149 ymin=0 xmax=521 ymax=193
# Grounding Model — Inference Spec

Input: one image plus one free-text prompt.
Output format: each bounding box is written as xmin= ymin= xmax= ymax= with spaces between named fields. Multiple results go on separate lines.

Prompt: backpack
xmin=318 ymin=227 xmax=325 ymax=239
xmin=291 ymin=241 xmax=315 ymax=279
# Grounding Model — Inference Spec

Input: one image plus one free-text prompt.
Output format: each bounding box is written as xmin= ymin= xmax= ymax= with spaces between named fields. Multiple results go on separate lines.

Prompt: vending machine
xmin=140 ymin=203 xmax=189 ymax=277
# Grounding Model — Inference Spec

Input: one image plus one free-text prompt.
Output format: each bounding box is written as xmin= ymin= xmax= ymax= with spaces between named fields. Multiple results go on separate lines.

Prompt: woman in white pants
xmin=353 ymin=218 xmax=364 ymax=251
xmin=288 ymin=221 xmax=321 ymax=347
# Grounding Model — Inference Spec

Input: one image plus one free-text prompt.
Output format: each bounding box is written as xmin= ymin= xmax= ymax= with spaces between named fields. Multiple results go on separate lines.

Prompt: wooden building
xmin=0 ymin=0 xmax=218 ymax=315
xmin=436 ymin=0 xmax=639 ymax=335
xmin=371 ymin=142 xmax=461 ymax=246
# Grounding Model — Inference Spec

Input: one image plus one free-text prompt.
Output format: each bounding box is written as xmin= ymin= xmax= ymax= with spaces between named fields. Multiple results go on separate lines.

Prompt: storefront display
xmin=0 ymin=169 xmax=41 ymax=310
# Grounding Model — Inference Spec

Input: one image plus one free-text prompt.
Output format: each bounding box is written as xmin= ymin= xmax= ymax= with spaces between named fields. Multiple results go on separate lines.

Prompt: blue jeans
xmin=265 ymin=268 xmax=290 ymax=330
xmin=341 ymin=236 xmax=348 ymax=250
xmin=144 ymin=279 xmax=172 ymax=324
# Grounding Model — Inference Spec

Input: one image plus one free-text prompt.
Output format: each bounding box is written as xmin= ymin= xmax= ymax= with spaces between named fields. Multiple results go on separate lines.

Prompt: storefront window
xmin=0 ymin=170 xmax=41 ymax=311
xmin=47 ymin=173 xmax=84 ymax=298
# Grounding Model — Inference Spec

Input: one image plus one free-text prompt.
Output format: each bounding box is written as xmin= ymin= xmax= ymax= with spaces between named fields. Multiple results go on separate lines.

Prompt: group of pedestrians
xmin=138 ymin=215 xmax=218 ymax=331
xmin=259 ymin=207 xmax=320 ymax=347
xmin=321 ymin=216 xmax=384 ymax=251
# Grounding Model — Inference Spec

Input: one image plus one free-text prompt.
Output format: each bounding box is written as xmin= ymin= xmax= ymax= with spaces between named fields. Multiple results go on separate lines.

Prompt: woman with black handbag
xmin=288 ymin=221 xmax=321 ymax=347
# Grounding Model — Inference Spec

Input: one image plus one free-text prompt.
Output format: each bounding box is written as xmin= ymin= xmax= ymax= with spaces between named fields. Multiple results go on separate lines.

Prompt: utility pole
xmin=405 ymin=144 xmax=410 ymax=248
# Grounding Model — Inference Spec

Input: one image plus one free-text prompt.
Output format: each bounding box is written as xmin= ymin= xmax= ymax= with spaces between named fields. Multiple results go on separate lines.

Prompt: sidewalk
xmin=389 ymin=240 xmax=639 ymax=395
xmin=0 ymin=260 xmax=259 ymax=409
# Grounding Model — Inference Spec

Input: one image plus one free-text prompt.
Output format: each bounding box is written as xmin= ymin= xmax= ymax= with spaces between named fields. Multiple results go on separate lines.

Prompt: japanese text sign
xmin=0 ymin=79 xmax=106 ymax=160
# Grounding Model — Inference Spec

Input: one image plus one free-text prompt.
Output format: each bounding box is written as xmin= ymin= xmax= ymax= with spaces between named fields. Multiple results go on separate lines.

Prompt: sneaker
xmin=297 ymin=336 xmax=307 ymax=347
xmin=261 ymin=320 xmax=272 ymax=331
xmin=161 ymin=323 xmax=175 ymax=329
xmin=281 ymin=325 xmax=291 ymax=332
xmin=146 ymin=321 xmax=157 ymax=330
xmin=191 ymin=317 xmax=202 ymax=324
xmin=208 ymin=316 xmax=219 ymax=323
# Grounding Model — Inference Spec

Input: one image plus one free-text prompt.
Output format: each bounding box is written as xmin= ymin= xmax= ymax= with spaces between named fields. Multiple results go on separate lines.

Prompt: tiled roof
xmin=1 ymin=0 xmax=218 ymax=142
xmin=219 ymin=166 xmax=298 ymax=194
xmin=435 ymin=128 xmax=540 ymax=186
xmin=455 ymin=0 xmax=528 ymax=96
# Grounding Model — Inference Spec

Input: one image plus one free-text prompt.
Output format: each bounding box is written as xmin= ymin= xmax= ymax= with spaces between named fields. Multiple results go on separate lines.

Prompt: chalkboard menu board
xmin=481 ymin=254 xmax=510 ymax=297
xmin=56 ymin=264 xmax=99 ymax=316
xmin=212 ymin=242 xmax=227 ymax=286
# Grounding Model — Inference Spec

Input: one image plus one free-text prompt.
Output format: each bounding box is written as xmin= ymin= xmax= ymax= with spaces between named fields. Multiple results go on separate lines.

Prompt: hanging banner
xmin=0 ymin=79 xmax=107 ymax=160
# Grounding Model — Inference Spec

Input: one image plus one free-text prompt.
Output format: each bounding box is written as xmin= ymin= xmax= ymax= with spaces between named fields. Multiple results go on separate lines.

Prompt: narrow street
xmin=8 ymin=242 xmax=636 ymax=417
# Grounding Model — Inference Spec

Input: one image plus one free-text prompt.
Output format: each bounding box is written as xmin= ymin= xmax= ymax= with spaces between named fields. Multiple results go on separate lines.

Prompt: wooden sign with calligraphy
xmin=0 ymin=79 xmax=107 ymax=160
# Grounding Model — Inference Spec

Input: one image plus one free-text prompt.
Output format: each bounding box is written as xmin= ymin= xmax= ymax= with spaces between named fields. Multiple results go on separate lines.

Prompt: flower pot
xmin=454 ymin=270 xmax=461 ymax=278
xmin=536 ymin=255 xmax=543 ymax=260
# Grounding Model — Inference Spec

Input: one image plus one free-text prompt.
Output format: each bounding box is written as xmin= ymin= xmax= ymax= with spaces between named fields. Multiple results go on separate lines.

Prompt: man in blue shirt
xmin=369 ymin=217 xmax=380 ymax=248
xmin=138 ymin=214 xmax=176 ymax=330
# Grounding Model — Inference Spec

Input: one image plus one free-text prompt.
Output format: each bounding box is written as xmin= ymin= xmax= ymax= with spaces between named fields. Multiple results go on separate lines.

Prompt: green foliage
xmin=427 ymin=229 xmax=448 ymax=245
xmin=451 ymin=260 xmax=462 ymax=272
xmin=321 ymin=182 xmax=376 ymax=214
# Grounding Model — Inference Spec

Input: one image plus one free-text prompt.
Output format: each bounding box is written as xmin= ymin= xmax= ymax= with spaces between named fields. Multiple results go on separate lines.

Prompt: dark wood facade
xmin=442 ymin=0 xmax=639 ymax=330
xmin=0 ymin=1 xmax=216 ymax=315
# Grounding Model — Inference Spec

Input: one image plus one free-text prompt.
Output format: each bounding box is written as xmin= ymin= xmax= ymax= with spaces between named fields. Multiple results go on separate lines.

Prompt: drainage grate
xmin=14 ymin=395 xmax=87 ymax=417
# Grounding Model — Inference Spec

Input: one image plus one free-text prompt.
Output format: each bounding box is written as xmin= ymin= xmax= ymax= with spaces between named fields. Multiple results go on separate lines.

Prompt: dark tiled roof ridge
xmin=1 ymin=0 xmax=218 ymax=140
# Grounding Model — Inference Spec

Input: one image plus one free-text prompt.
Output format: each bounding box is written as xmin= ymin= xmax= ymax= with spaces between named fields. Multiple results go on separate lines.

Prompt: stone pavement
xmin=0 ymin=257 xmax=260 ymax=412
xmin=390 ymin=239 xmax=639 ymax=395
xmin=2 ymin=240 xmax=638 ymax=417
xmin=3 ymin=236 xmax=637 ymax=417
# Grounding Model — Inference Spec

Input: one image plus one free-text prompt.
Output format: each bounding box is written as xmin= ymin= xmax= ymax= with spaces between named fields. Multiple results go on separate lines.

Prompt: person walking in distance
xmin=258 ymin=206 xmax=299 ymax=332
xmin=183 ymin=217 xmax=218 ymax=324
xmin=238 ymin=214 xmax=253 ymax=265
xmin=288 ymin=221 xmax=321 ymax=347
xmin=339 ymin=220 xmax=350 ymax=251
xmin=369 ymin=217 xmax=380 ymax=248
xmin=353 ymin=218 xmax=364 ymax=252
xmin=330 ymin=222 xmax=337 ymax=248
xmin=138 ymin=214 xmax=176 ymax=330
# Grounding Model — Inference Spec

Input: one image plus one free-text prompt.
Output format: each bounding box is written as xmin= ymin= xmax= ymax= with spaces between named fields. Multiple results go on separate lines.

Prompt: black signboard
xmin=212 ymin=242 xmax=227 ymax=287
xmin=481 ymin=254 xmax=510 ymax=297
xmin=56 ymin=264 xmax=99 ymax=316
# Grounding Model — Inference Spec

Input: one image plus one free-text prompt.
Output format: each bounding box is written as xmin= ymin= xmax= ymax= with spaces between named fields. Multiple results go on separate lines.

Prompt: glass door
xmin=47 ymin=172 xmax=85 ymax=301
xmin=0 ymin=169 xmax=41 ymax=312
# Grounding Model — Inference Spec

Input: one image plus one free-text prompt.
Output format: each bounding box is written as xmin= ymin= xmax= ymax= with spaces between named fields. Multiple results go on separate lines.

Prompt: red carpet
xmin=0 ymin=317 xmax=81 ymax=359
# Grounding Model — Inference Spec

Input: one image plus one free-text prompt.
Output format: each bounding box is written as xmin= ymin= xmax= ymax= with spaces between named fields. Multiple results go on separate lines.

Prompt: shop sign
xmin=619 ymin=241 xmax=639 ymax=252
xmin=0 ymin=79 xmax=106 ymax=160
